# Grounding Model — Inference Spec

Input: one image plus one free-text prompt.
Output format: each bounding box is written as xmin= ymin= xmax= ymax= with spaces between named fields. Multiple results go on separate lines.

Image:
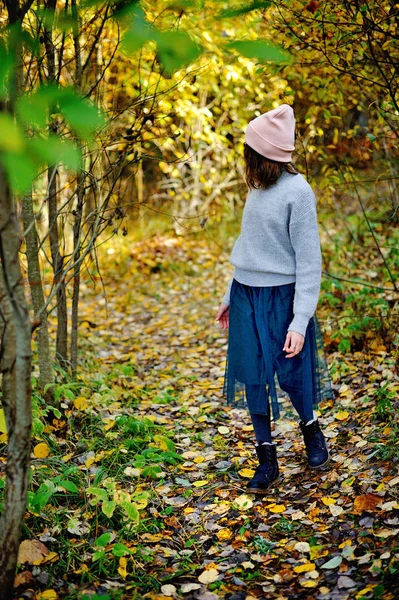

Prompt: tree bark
xmin=43 ymin=0 xmax=69 ymax=369
xmin=0 ymin=167 xmax=32 ymax=600
xmin=21 ymin=194 xmax=54 ymax=394
xmin=71 ymin=171 xmax=85 ymax=379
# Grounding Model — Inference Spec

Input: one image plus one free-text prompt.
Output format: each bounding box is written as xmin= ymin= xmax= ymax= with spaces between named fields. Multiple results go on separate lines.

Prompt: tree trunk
xmin=71 ymin=170 xmax=85 ymax=379
xmin=0 ymin=167 xmax=32 ymax=600
xmin=43 ymin=0 xmax=69 ymax=369
xmin=21 ymin=194 xmax=54 ymax=395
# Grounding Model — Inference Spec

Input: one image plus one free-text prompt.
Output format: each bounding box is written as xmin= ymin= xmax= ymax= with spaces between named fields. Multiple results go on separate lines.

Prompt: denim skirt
xmin=223 ymin=279 xmax=334 ymax=421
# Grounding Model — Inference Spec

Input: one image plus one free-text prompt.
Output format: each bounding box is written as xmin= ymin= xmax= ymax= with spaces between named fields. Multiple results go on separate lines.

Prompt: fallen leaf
xmin=330 ymin=505 xmax=344 ymax=516
xmin=373 ymin=528 xmax=399 ymax=538
xmin=36 ymin=591 xmax=58 ymax=600
xmin=218 ymin=426 xmax=230 ymax=434
xmin=17 ymin=540 xmax=49 ymax=565
xmin=338 ymin=575 xmax=357 ymax=589
xmin=33 ymin=443 xmax=49 ymax=458
xmin=198 ymin=568 xmax=219 ymax=584
xmin=233 ymin=494 xmax=253 ymax=510
xmin=238 ymin=468 xmax=255 ymax=478
xmin=293 ymin=562 xmax=315 ymax=573
xmin=118 ymin=556 xmax=128 ymax=579
xmin=161 ymin=584 xmax=177 ymax=596
xmin=321 ymin=555 xmax=342 ymax=569
xmin=335 ymin=411 xmax=349 ymax=421
xmin=268 ymin=504 xmax=286 ymax=513
xmin=216 ymin=528 xmax=232 ymax=541
xmin=193 ymin=480 xmax=208 ymax=487
xmin=294 ymin=542 xmax=310 ymax=553
xmin=181 ymin=583 xmax=201 ymax=593
xmin=353 ymin=494 xmax=383 ymax=514
xmin=322 ymin=496 xmax=336 ymax=505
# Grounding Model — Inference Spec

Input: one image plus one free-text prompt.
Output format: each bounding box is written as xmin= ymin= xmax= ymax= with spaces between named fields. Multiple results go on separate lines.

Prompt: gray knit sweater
xmin=222 ymin=170 xmax=322 ymax=337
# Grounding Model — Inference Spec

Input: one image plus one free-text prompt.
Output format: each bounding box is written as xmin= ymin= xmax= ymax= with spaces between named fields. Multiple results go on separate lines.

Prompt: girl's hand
xmin=216 ymin=302 xmax=229 ymax=330
xmin=283 ymin=330 xmax=305 ymax=358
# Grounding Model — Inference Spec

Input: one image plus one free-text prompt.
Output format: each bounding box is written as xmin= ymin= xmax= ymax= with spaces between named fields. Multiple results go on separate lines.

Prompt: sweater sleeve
xmin=221 ymin=277 xmax=233 ymax=306
xmin=287 ymin=188 xmax=322 ymax=337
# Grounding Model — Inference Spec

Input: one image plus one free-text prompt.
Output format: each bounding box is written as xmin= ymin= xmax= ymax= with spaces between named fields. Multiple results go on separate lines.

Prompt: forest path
xmin=78 ymin=235 xmax=398 ymax=600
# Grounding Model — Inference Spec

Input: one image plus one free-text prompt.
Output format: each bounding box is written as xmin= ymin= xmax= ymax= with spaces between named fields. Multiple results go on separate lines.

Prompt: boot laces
xmin=306 ymin=421 xmax=325 ymax=450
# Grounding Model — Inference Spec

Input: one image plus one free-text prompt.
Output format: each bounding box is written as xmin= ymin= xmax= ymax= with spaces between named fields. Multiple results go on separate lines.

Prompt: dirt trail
xmin=79 ymin=236 xmax=399 ymax=600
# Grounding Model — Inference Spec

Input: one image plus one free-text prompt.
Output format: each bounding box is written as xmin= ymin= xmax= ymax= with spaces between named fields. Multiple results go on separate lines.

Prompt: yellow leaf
xmin=300 ymin=579 xmax=318 ymax=588
xmin=74 ymin=396 xmax=89 ymax=410
xmin=322 ymin=497 xmax=336 ymax=506
xmin=238 ymin=468 xmax=255 ymax=478
xmin=335 ymin=411 xmax=349 ymax=421
xmin=309 ymin=545 xmax=328 ymax=560
xmin=0 ymin=408 xmax=7 ymax=433
xmin=294 ymin=562 xmax=316 ymax=573
xmin=152 ymin=435 xmax=175 ymax=452
xmin=216 ymin=528 xmax=232 ymax=541
xmin=193 ymin=480 xmax=208 ymax=487
xmin=37 ymin=591 xmax=58 ymax=600
xmin=194 ymin=456 xmax=205 ymax=464
xmin=118 ymin=557 xmax=128 ymax=579
xmin=33 ymin=443 xmax=49 ymax=459
xmin=41 ymin=552 xmax=59 ymax=564
xmin=356 ymin=586 xmax=379 ymax=599
xmin=85 ymin=456 xmax=96 ymax=467
xmin=268 ymin=504 xmax=286 ymax=513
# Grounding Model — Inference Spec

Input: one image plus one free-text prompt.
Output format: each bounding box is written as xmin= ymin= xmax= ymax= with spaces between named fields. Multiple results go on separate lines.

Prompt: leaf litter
xmin=3 ymin=233 xmax=399 ymax=599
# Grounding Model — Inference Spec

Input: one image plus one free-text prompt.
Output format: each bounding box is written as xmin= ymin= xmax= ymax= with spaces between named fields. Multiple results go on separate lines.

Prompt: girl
xmin=215 ymin=104 xmax=334 ymax=494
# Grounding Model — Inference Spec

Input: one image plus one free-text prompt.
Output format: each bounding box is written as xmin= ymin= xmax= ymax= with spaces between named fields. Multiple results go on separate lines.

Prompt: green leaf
xmin=141 ymin=465 xmax=163 ymax=479
xmin=156 ymin=30 xmax=203 ymax=75
xmin=120 ymin=501 xmax=139 ymax=521
xmin=58 ymin=480 xmax=79 ymax=493
xmin=152 ymin=434 xmax=175 ymax=452
xmin=16 ymin=84 xmax=61 ymax=129
xmin=112 ymin=543 xmax=132 ymax=557
xmin=0 ymin=41 xmax=14 ymax=101
xmin=121 ymin=5 xmax=155 ymax=54
xmin=95 ymin=532 xmax=112 ymax=547
xmin=28 ymin=136 xmax=80 ymax=170
xmin=59 ymin=90 xmax=104 ymax=139
xmin=86 ymin=487 xmax=109 ymax=502
xmin=1 ymin=152 xmax=37 ymax=195
xmin=92 ymin=550 xmax=106 ymax=562
xmin=226 ymin=40 xmax=291 ymax=63
xmin=216 ymin=1 xmax=271 ymax=19
xmin=102 ymin=500 xmax=117 ymax=518
xmin=0 ymin=114 xmax=25 ymax=152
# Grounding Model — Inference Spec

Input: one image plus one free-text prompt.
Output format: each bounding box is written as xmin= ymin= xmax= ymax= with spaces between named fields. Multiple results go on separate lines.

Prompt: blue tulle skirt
xmin=223 ymin=279 xmax=334 ymax=421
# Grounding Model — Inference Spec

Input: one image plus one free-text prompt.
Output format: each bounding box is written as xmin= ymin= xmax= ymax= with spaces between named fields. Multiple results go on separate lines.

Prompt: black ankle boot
xmin=299 ymin=419 xmax=330 ymax=469
xmin=246 ymin=442 xmax=280 ymax=494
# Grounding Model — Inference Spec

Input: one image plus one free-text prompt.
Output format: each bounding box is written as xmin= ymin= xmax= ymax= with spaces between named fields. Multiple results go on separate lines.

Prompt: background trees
xmin=0 ymin=0 xmax=398 ymax=596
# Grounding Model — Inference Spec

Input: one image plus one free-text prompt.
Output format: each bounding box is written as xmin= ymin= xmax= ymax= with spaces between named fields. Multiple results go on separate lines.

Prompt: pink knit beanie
xmin=245 ymin=104 xmax=295 ymax=162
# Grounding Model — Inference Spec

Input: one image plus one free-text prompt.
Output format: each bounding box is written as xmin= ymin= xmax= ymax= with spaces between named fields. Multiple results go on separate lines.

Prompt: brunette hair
xmin=244 ymin=142 xmax=298 ymax=189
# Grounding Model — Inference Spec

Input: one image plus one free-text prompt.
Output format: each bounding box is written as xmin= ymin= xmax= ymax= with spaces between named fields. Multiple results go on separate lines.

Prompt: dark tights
xmin=246 ymin=384 xmax=311 ymax=444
